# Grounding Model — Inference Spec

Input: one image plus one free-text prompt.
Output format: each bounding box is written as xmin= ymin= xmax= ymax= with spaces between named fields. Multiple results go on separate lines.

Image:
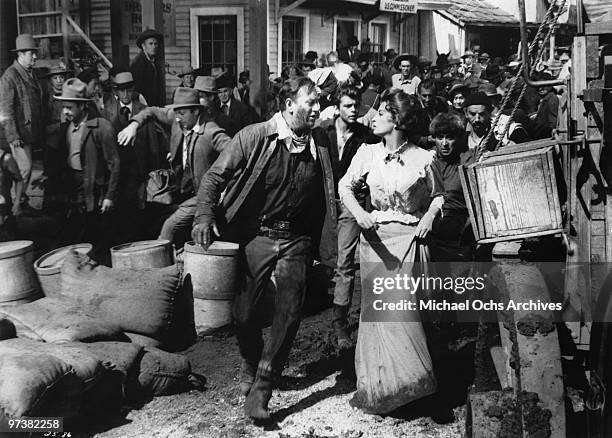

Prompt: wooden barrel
xmin=183 ymin=241 xmax=240 ymax=333
xmin=0 ymin=241 xmax=41 ymax=305
xmin=110 ymin=240 xmax=174 ymax=269
xmin=34 ymin=243 xmax=92 ymax=296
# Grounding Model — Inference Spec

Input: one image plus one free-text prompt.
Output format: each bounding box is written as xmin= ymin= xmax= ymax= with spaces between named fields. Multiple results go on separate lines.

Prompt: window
xmin=281 ymin=16 xmax=304 ymax=69
xmin=198 ymin=15 xmax=238 ymax=77
xmin=369 ymin=23 xmax=387 ymax=63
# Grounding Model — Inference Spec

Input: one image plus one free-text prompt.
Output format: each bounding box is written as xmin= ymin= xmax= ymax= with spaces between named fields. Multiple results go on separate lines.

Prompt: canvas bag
xmin=146 ymin=168 xmax=177 ymax=205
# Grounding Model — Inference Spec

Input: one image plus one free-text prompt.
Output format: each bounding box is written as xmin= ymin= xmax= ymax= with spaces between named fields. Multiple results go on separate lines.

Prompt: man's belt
xmin=257 ymin=220 xmax=302 ymax=240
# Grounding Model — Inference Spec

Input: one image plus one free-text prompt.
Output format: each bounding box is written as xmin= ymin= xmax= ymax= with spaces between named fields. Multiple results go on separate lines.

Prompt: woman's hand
xmin=415 ymin=212 xmax=435 ymax=239
xmin=355 ymin=210 xmax=376 ymax=230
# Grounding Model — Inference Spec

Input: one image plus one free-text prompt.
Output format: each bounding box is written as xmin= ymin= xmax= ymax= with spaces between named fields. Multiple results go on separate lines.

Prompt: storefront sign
xmin=379 ymin=0 xmax=418 ymax=13
xmin=121 ymin=0 xmax=142 ymax=45
xmin=163 ymin=1 xmax=176 ymax=47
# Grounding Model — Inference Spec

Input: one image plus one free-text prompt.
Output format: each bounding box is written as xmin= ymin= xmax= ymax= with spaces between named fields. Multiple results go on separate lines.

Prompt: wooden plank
xmin=249 ymin=0 xmax=268 ymax=119
xmin=586 ymin=21 xmax=612 ymax=35
xmin=591 ymin=219 xmax=606 ymax=236
xmin=572 ymin=37 xmax=588 ymax=135
xmin=110 ymin=0 xmax=128 ymax=68
xmin=477 ymin=229 xmax=561 ymax=245
xmin=459 ymin=166 xmax=482 ymax=241
xmin=587 ymin=35 xmax=600 ymax=79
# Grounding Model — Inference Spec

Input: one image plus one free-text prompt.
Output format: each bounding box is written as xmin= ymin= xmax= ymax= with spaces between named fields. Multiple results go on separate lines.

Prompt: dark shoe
xmin=239 ymin=360 xmax=257 ymax=396
xmin=333 ymin=304 xmax=352 ymax=349
xmin=244 ymin=376 xmax=274 ymax=421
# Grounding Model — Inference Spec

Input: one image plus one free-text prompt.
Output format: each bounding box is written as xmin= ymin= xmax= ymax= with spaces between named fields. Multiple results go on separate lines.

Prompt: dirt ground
xmin=66 ymin=288 xmax=472 ymax=438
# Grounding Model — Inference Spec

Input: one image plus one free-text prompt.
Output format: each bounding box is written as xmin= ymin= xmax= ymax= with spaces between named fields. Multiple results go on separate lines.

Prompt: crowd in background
xmin=0 ymin=28 xmax=572 ymax=422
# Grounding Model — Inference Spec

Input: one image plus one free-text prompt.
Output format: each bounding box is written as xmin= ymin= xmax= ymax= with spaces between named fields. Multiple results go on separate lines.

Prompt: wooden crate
xmin=459 ymin=142 xmax=563 ymax=244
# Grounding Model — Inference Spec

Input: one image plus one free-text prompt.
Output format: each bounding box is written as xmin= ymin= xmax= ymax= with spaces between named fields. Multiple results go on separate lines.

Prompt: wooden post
xmin=141 ymin=0 xmax=166 ymax=105
xmin=110 ymin=0 xmax=129 ymax=68
xmin=0 ymin=0 xmax=17 ymax=73
xmin=249 ymin=0 xmax=268 ymax=118
xmin=61 ymin=0 xmax=70 ymax=63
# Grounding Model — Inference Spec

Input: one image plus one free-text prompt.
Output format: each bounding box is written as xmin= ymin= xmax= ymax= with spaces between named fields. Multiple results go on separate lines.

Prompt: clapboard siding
xmin=89 ymin=0 xmax=112 ymax=60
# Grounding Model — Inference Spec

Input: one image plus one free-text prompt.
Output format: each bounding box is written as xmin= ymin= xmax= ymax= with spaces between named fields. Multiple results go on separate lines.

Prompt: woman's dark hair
xmin=333 ymin=83 xmax=361 ymax=106
xmin=278 ymin=77 xmax=317 ymax=111
xmin=429 ymin=112 xmax=467 ymax=138
xmin=379 ymin=88 xmax=421 ymax=132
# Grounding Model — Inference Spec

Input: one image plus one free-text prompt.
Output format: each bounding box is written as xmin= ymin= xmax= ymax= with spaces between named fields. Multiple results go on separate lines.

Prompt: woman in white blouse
xmin=338 ymin=89 xmax=445 ymax=415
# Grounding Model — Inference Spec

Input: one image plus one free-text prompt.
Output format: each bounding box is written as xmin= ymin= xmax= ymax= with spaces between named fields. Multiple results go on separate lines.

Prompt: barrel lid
xmin=184 ymin=241 xmax=239 ymax=256
xmin=111 ymin=240 xmax=171 ymax=253
xmin=34 ymin=243 xmax=93 ymax=272
xmin=0 ymin=240 xmax=33 ymax=260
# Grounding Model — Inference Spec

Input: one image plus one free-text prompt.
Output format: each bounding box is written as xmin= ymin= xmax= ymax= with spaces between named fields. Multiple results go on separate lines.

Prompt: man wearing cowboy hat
xmin=117 ymin=87 xmax=231 ymax=247
xmin=0 ymin=34 xmax=44 ymax=212
xmin=131 ymin=29 xmax=165 ymax=107
xmin=54 ymin=78 xmax=120 ymax=259
xmin=102 ymin=71 xmax=146 ymax=133
xmin=391 ymin=54 xmax=421 ymax=95
xmin=459 ymin=50 xmax=476 ymax=77
xmin=177 ymin=65 xmax=195 ymax=88
xmin=194 ymin=76 xmax=236 ymax=136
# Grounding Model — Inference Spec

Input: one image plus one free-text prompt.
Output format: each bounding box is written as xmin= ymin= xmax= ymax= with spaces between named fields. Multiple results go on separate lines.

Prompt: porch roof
xmin=344 ymin=0 xmax=452 ymax=10
xmin=443 ymin=0 xmax=519 ymax=27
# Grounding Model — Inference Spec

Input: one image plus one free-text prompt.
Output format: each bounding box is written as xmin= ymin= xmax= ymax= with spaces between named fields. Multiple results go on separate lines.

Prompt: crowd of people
xmin=0 ymin=29 xmax=571 ymax=422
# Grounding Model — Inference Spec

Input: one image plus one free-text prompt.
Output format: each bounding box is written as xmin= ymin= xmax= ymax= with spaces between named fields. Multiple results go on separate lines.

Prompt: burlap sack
xmin=60 ymin=251 xmax=195 ymax=350
xmin=0 ymin=297 xmax=126 ymax=343
xmin=137 ymin=347 xmax=192 ymax=396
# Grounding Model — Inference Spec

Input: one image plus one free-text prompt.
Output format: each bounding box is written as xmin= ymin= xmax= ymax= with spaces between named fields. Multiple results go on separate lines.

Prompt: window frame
xmin=277 ymin=11 xmax=309 ymax=75
xmin=332 ymin=17 xmax=362 ymax=51
xmin=368 ymin=19 xmax=391 ymax=63
xmin=190 ymin=6 xmax=245 ymax=75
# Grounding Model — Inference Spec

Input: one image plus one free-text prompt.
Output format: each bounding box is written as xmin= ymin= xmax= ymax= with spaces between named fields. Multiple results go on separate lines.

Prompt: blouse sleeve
xmin=426 ymin=154 xmax=445 ymax=211
xmin=338 ymin=144 xmax=374 ymax=203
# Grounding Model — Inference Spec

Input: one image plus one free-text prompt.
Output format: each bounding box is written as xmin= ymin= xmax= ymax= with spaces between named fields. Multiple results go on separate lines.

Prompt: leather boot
xmin=239 ymin=360 xmax=257 ymax=396
xmin=333 ymin=304 xmax=352 ymax=349
xmin=244 ymin=375 xmax=274 ymax=421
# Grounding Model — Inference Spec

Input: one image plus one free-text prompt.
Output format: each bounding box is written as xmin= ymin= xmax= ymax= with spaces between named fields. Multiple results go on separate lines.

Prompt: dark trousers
xmin=234 ymin=234 xmax=312 ymax=379
xmin=59 ymin=205 xmax=115 ymax=265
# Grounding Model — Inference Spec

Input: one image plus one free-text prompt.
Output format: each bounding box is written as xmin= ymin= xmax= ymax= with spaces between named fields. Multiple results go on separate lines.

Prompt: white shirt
xmin=335 ymin=122 xmax=353 ymax=161
xmin=332 ymin=63 xmax=353 ymax=83
xmin=391 ymin=74 xmax=421 ymax=95
xmin=272 ymin=112 xmax=317 ymax=159
xmin=183 ymin=120 xmax=205 ymax=169
xmin=119 ymin=101 xmax=133 ymax=114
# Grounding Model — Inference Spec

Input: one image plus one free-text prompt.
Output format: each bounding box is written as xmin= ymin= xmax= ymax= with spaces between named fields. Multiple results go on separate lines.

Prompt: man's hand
xmin=9 ymin=139 xmax=24 ymax=149
xmin=355 ymin=211 xmax=376 ymax=230
xmin=117 ymin=121 xmax=139 ymax=146
xmin=192 ymin=221 xmax=220 ymax=250
xmin=415 ymin=212 xmax=435 ymax=239
xmin=100 ymin=198 xmax=114 ymax=213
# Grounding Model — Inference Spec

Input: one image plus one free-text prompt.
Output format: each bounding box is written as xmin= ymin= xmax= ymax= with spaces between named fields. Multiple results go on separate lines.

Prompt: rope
xmin=476 ymin=0 xmax=565 ymax=158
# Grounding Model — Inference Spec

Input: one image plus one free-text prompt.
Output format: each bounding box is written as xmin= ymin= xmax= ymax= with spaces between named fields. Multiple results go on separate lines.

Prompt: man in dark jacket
xmin=118 ymin=87 xmax=231 ymax=248
xmin=130 ymin=29 xmax=165 ymax=107
xmin=318 ymin=83 xmax=378 ymax=349
xmin=191 ymin=77 xmax=336 ymax=421
xmin=216 ymin=75 xmax=259 ymax=135
xmin=54 ymin=78 xmax=120 ymax=261
xmin=0 ymin=34 xmax=44 ymax=210
xmin=337 ymin=35 xmax=361 ymax=64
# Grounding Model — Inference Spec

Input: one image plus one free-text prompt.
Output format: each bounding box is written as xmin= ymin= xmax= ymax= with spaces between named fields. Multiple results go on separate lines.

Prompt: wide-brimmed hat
xmin=216 ymin=75 xmax=236 ymax=90
xmin=77 ymin=66 xmax=99 ymax=84
xmin=54 ymin=78 xmax=92 ymax=102
xmin=136 ymin=29 xmax=163 ymax=49
xmin=464 ymin=91 xmax=492 ymax=110
xmin=166 ymin=87 xmax=204 ymax=110
xmin=210 ymin=67 xmax=226 ymax=79
xmin=478 ymin=82 xmax=501 ymax=98
xmin=447 ymin=58 xmax=461 ymax=66
xmin=384 ymin=49 xmax=398 ymax=58
xmin=478 ymin=52 xmax=490 ymax=61
xmin=393 ymin=54 xmax=418 ymax=70
xmin=194 ymin=76 xmax=218 ymax=94
xmin=44 ymin=61 xmax=72 ymax=78
xmin=12 ymin=34 xmax=38 ymax=52
xmin=461 ymin=50 xmax=475 ymax=59
xmin=112 ymin=71 xmax=135 ymax=89
xmin=448 ymin=82 xmax=470 ymax=97
xmin=177 ymin=65 xmax=194 ymax=78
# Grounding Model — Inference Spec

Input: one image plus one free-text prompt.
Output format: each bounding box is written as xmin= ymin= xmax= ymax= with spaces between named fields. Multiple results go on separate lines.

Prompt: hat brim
xmin=54 ymin=96 xmax=91 ymax=102
xmin=195 ymin=89 xmax=219 ymax=94
xmin=113 ymin=82 xmax=135 ymax=89
xmin=44 ymin=70 xmax=73 ymax=78
xmin=11 ymin=47 xmax=38 ymax=52
xmin=166 ymin=103 xmax=205 ymax=110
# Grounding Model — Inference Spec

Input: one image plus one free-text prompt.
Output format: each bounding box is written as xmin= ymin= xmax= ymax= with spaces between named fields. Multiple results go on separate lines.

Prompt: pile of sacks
xmin=0 ymin=251 xmax=201 ymax=422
